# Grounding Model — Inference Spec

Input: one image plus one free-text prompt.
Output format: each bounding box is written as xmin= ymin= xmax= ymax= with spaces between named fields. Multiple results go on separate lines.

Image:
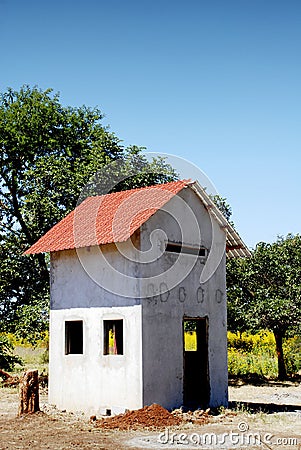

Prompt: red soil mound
xmin=97 ymin=403 xmax=182 ymax=430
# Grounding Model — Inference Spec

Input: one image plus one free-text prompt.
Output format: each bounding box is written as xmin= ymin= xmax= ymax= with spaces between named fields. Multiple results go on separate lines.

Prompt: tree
xmin=0 ymin=85 xmax=177 ymax=344
xmin=227 ymin=234 xmax=301 ymax=380
xmin=226 ymin=256 xmax=251 ymax=334
xmin=209 ymin=194 xmax=232 ymax=222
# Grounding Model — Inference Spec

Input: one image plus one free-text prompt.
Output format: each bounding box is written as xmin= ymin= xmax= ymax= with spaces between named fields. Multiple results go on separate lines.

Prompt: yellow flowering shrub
xmin=228 ymin=330 xmax=301 ymax=378
xmin=2 ymin=331 xmax=49 ymax=348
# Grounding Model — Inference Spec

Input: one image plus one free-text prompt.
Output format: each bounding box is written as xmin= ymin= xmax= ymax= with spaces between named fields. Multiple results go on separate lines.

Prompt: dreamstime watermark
xmin=158 ymin=422 xmax=299 ymax=447
xmin=74 ymin=153 xmax=225 ymax=298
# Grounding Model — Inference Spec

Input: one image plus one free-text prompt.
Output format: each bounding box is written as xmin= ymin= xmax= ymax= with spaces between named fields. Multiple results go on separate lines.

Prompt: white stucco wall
xmin=49 ymin=306 xmax=142 ymax=415
xmin=49 ymin=246 xmax=143 ymax=415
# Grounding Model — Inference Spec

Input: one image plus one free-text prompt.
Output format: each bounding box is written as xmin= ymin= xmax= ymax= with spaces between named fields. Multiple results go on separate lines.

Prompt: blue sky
xmin=1 ymin=0 xmax=300 ymax=249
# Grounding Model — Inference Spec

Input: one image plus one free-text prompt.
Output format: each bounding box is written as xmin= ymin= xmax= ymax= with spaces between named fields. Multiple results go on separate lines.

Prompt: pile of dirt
xmin=97 ymin=403 xmax=182 ymax=430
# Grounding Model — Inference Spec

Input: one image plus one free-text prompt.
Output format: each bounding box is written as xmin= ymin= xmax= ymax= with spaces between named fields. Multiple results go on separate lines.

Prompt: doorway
xmin=183 ymin=317 xmax=209 ymax=408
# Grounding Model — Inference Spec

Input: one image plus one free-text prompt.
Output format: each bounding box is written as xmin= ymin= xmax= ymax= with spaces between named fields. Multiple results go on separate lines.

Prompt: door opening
xmin=183 ymin=317 xmax=209 ymax=408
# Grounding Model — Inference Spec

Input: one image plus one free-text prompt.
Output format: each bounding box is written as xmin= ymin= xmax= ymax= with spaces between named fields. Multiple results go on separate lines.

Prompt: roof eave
xmin=189 ymin=181 xmax=251 ymax=258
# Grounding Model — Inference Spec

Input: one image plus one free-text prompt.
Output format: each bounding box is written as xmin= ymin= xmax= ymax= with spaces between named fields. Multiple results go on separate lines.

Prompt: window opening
xmin=65 ymin=321 xmax=83 ymax=354
xmin=104 ymin=320 xmax=123 ymax=355
xmin=166 ymin=242 xmax=206 ymax=257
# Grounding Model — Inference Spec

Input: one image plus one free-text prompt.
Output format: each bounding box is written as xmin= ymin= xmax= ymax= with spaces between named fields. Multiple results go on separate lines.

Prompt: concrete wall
xmin=49 ymin=246 xmax=143 ymax=415
xmin=139 ymin=188 xmax=228 ymax=409
xmin=49 ymin=186 xmax=228 ymax=413
xmin=50 ymin=242 xmax=141 ymax=310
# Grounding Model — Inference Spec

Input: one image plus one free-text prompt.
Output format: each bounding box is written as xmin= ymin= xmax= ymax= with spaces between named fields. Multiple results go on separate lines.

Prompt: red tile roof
xmin=24 ymin=180 xmax=190 ymax=254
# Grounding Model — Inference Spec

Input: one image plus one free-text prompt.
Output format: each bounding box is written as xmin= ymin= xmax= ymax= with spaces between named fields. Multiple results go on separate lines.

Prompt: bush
xmin=0 ymin=334 xmax=22 ymax=371
xmin=4 ymin=330 xmax=49 ymax=348
xmin=283 ymin=336 xmax=301 ymax=375
xmin=228 ymin=330 xmax=275 ymax=356
xmin=228 ymin=330 xmax=300 ymax=378
xmin=40 ymin=348 xmax=49 ymax=364
xmin=228 ymin=347 xmax=278 ymax=378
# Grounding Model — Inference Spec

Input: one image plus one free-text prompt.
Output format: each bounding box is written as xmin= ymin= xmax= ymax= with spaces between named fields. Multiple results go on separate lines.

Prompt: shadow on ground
xmin=228 ymin=373 xmax=301 ymax=386
xmin=228 ymin=400 xmax=301 ymax=414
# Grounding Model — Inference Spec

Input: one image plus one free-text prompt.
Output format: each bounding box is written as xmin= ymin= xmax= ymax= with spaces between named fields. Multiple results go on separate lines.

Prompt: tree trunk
xmin=274 ymin=331 xmax=287 ymax=381
xmin=18 ymin=370 xmax=39 ymax=415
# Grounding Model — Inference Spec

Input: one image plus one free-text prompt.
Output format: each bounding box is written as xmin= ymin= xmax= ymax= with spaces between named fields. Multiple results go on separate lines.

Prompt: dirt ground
xmin=0 ymin=381 xmax=300 ymax=450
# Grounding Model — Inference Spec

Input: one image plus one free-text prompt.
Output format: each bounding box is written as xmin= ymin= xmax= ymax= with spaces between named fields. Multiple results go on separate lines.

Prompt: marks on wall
xmin=146 ymin=282 xmax=225 ymax=306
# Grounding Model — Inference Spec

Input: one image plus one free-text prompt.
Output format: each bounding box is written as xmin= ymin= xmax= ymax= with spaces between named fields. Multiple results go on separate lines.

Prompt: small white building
xmin=26 ymin=180 xmax=249 ymax=415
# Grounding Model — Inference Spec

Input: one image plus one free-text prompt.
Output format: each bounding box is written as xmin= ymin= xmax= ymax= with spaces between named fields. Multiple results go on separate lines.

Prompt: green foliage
xmin=247 ymin=235 xmax=301 ymax=335
xmin=283 ymin=335 xmax=301 ymax=375
xmin=228 ymin=330 xmax=276 ymax=356
xmin=228 ymin=234 xmax=301 ymax=335
xmin=209 ymin=194 xmax=232 ymax=222
xmin=0 ymin=85 xmax=177 ymax=345
xmin=228 ymin=348 xmax=278 ymax=378
xmin=4 ymin=331 xmax=49 ymax=348
xmin=228 ymin=330 xmax=277 ymax=378
xmin=227 ymin=234 xmax=301 ymax=379
xmin=183 ymin=320 xmax=197 ymax=332
xmin=0 ymin=334 xmax=22 ymax=370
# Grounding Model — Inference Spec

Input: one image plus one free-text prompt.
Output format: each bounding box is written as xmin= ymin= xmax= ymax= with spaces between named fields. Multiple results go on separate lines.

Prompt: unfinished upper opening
xmin=166 ymin=241 xmax=206 ymax=257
